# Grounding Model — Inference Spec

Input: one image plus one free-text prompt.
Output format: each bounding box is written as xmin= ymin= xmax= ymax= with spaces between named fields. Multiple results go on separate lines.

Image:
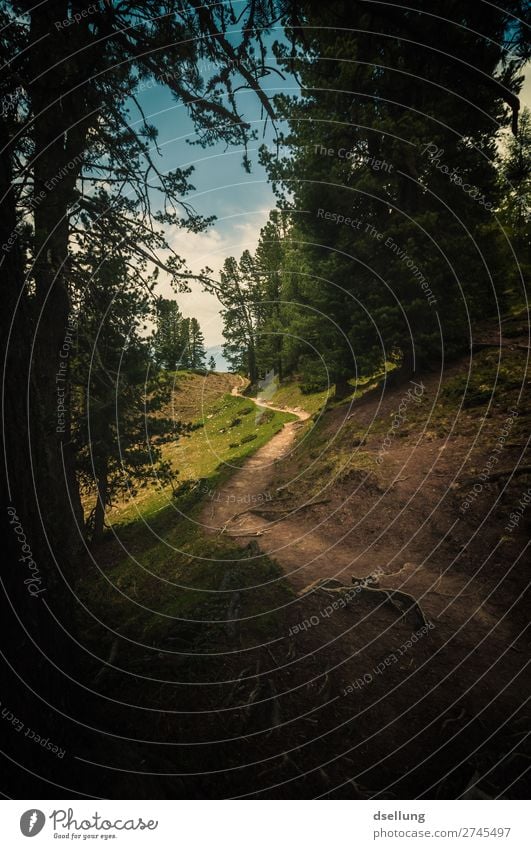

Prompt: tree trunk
xmin=27 ymin=1 xmax=91 ymax=563
xmin=387 ymin=345 xmax=416 ymax=387
xmin=0 ymin=4 xmax=100 ymax=791
xmin=0 ymin=48 xmax=80 ymax=792
xmin=248 ymin=342 xmax=258 ymax=384
xmin=275 ymin=337 xmax=283 ymax=381
xmin=334 ymin=375 xmax=352 ymax=399
xmin=93 ymin=459 xmax=109 ymax=542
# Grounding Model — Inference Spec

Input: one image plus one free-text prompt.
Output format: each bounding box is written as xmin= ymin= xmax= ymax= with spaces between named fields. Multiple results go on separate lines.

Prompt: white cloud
xmin=156 ymin=210 xmax=270 ymax=346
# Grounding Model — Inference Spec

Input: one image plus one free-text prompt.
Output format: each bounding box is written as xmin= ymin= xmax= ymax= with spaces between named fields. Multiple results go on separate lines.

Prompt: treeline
xmin=152 ymin=299 xmax=207 ymax=371
xmin=209 ymin=2 xmax=530 ymax=394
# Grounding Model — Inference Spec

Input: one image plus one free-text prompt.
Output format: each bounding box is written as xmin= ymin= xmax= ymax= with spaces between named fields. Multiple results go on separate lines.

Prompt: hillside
xmin=72 ymin=312 xmax=530 ymax=800
xmin=175 ymin=312 xmax=527 ymax=799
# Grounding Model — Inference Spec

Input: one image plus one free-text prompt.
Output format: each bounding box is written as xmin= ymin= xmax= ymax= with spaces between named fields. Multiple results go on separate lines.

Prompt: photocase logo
xmin=20 ymin=809 xmax=45 ymax=837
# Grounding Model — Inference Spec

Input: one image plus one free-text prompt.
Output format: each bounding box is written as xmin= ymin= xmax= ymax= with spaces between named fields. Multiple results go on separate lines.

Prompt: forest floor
xmin=197 ymin=311 xmax=530 ymax=799
xmin=71 ymin=311 xmax=529 ymax=801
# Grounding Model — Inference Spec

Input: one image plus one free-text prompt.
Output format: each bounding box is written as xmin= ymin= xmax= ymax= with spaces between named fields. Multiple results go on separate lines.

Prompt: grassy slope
xmin=265 ymin=380 xmax=330 ymax=416
xmin=79 ymin=372 xmax=299 ymax=655
xmin=251 ymin=367 xmax=396 ymax=417
xmin=261 ymin=373 xmax=393 ymax=500
xmin=108 ymin=371 xmax=296 ymax=524
xmin=72 ymin=312 xmax=530 ymax=798
xmin=270 ymin=311 xmax=530 ymax=506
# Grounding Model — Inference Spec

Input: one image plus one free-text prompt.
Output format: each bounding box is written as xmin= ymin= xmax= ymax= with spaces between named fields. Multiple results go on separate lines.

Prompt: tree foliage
xmin=213 ymin=0 xmax=529 ymax=391
xmin=0 ymin=0 xmax=283 ymax=726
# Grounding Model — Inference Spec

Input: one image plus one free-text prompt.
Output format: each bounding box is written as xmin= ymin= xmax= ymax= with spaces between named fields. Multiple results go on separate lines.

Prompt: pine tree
xmin=153 ymin=299 xmax=185 ymax=371
xmin=153 ymin=301 xmax=207 ymax=371
xmin=72 ymin=240 xmax=179 ymax=541
xmin=261 ymin=0 xmax=527 ymax=385
xmin=204 ymin=254 xmax=261 ymax=381
xmin=179 ymin=318 xmax=192 ymax=369
xmin=252 ymin=212 xmax=288 ymax=379
xmin=189 ymin=318 xmax=207 ymax=369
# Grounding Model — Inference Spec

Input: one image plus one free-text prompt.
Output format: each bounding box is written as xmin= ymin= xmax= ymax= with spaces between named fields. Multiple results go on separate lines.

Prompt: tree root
xmin=223 ymin=497 xmax=331 ymax=527
xmin=365 ymin=586 xmax=430 ymax=629
xmin=339 ymin=576 xmax=430 ymax=630
xmin=228 ymin=529 xmax=268 ymax=538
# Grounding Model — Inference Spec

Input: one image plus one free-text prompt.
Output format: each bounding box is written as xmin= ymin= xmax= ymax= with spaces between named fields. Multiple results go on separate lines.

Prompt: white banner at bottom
xmin=0 ymin=800 xmax=526 ymax=848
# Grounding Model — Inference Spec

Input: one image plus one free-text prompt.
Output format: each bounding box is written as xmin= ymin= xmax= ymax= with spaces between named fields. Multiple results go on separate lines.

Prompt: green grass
xmin=80 ymin=514 xmax=292 ymax=649
xmin=78 ymin=380 xmax=296 ymax=655
xmin=288 ymin=417 xmax=380 ymax=499
xmin=441 ymin=350 xmax=524 ymax=408
xmin=266 ymin=380 xmax=330 ymax=416
xmin=258 ymin=366 xmax=397 ymax=416
xmin=108 ymin=390 xmax=295 ymax=525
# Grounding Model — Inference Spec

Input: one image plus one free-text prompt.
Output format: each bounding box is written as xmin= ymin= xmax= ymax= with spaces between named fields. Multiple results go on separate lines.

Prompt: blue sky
xmin=133 ymin=54 xmax=294 ymax=346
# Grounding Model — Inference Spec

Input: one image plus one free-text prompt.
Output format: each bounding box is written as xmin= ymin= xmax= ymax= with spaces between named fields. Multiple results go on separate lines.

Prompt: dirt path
xmin=201 ymin=376 xmax=312 ymax=555
xmin=195 ymin=330 xmax=530 ymax=799
xmin=201 ymin=368 xmax=528 ymax=631
xmin=202 ymin=377 xmax=395 ymax=592
xmin=196 ymin=359 xmax=528 ymax=798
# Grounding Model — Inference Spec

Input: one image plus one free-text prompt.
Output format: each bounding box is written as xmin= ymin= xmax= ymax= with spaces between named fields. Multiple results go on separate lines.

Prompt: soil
xmin=198 ymin=328 xmax=530 ymax=799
